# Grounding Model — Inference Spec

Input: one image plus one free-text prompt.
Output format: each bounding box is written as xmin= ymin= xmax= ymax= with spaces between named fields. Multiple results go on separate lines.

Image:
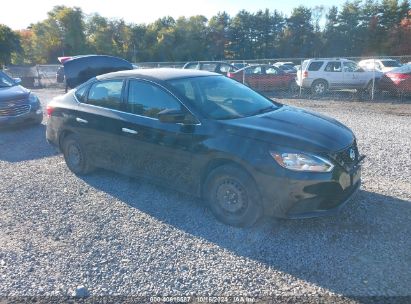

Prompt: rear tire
xmin=311 ymin=80 xmax=328 ymax=95
xmin=204 ymin=165 xmax=262 ymax=227
xmin=62 ymin=134 xmax=93 ymax=175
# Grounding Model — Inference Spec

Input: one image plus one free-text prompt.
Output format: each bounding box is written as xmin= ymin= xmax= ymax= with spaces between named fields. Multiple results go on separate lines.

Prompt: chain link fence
xmin=3 ymin=64 xmax=64 ymax=89
xmin=3 ymin=56 xmax=410 ymax=102
xmin=137 ymin=56 xmax=411 ymax=102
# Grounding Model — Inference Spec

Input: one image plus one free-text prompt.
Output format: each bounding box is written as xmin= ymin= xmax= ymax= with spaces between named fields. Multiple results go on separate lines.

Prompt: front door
xmin=343 ymin=61 xmax=369 ymax=88
xmin=117 ymin=79 xmax=196 ymax=192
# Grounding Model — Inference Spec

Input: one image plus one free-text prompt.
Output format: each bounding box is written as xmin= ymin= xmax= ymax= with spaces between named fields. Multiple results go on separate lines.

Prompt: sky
xmin=1 ymin=0 xmax=346 ymax=30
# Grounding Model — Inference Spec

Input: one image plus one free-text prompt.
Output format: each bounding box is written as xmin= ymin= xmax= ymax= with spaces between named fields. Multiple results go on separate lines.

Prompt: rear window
xmin=390 ymin=64 xmax=411 ymax=74
xmin=381 ymin=60 xmax=401 ymax=68
xmin=308 ymin=61 xmax=324 ymax=71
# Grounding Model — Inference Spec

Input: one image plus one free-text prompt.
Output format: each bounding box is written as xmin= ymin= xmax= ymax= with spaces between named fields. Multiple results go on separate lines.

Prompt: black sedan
xmin=46 ymin=69 xmax=363 ymax=227
xmin=0 ymin=71 xmax=43 ymax=127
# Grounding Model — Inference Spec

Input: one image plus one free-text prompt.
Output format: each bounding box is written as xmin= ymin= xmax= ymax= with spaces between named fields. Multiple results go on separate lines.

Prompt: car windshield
xmin=381 ymin=60 xmax=401 ymax=67
xmin=0 ymin=71 xmax=15 ymax=88
xmin=168 ymin=76 xmax=280 ymax=120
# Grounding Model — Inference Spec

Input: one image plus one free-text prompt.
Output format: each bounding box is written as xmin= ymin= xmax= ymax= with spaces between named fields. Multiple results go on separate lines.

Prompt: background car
xmin=182 ymin=61 xmax=238 ymax=76
xmin=358 ymin=58 xmax=402 ymax=72
xmin=378 ymin=63 xmax=411 ymax=95
xmin=231 ymin=62 xmax=249 ymax=70
xmin=0 ymin=70 xmax=43 ymax=127
xmin=296 ymin=58 xmax=383 ymax=95
xmin=227 ymin=64 xmax=297 ymax=92
xmin=273 ymin=62 xmax=297 ymax=74
xmin=63 ymin=55 xmax=133 ymax=90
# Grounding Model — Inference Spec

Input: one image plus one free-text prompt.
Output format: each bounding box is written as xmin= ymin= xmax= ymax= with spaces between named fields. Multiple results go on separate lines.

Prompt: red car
xmin=227 ymin=65 xmax=297 ymax=92
xmin=379 ymin=64 xmax=411 ymax=95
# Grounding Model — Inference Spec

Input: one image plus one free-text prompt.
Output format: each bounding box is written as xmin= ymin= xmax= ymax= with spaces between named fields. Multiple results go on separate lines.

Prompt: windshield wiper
xmin=250 ymin=105 xmax=276 ymax=116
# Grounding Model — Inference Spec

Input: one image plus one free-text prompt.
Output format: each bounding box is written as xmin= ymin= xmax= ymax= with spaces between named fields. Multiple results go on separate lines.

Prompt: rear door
xmin=74 ymin=79 xmax=125 ymax=169
xmin=116 ymin=79 xmax=196 ymax=191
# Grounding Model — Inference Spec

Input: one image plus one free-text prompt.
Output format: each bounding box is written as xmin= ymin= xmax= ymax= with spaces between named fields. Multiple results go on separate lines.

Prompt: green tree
xmin=0 ymin=24 xmax=22 ymax=66
xmin=207 ymin=12 xmax=230 ymax=60
xmin=281 ymin=6 xmax=317 ymax=57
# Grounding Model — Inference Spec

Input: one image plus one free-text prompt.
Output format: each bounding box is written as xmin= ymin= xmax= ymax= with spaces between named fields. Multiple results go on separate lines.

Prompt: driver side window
xmin=126 ymin=80 xmax=181 ymax=119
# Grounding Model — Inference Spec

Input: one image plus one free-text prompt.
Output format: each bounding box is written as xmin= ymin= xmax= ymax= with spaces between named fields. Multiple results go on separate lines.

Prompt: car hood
xmin=221 ymin=106 xmax=354 ymax=152
xmin=0 ymin=85 xmax=30 ymax=102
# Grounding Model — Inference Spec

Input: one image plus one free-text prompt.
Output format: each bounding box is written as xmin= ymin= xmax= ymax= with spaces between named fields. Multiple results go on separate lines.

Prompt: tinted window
xmin=87 ymin=80 xmax=123 ymax=110
xmin=381 ymin=60 xmax=401 ymax=67
xmin=218 ymin=64 xmax=235 ymax=73
xmin=201 ymin=63 xmax=218 ymax=72
xmin=245 ymin=66 xmax=263 ymax=75
xmin=266 ymin=67 xmax=280 ymax=75
xmin=75 ymin=84 xmax=89 ymax=103
xmin=185 ymin=63 xmax=199 ymax=70
xmin=308 ymin=61 xmax=324 ymax=71
xmin=127 ymin=80 xmax=181 ymax=119
xmin=324 ymin=62 xmax=342 ymax=72
xmin=169 ymin=76 xmax=279 ymax=120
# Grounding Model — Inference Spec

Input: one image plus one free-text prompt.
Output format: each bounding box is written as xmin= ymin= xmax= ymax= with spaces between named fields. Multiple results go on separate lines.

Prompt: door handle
xmin=76 ymin=117 xmax=88 ymax=124
xmin=122 ymin=128 xmax=138 ymax=134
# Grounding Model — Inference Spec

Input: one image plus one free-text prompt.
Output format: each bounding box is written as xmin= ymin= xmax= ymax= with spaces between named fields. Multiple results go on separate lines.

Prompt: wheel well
xmin=58 ymin=130 xmax=74 ymax=150
xmin=200 ymin=158 xmax=252 ymax=198
xmin=312 ymin=78 xmax=328 ymax=87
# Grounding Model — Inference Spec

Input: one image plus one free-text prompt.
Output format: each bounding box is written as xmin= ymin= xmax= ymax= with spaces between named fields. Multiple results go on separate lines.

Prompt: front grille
xmin=331 ymin=141 xmax=359 ymax=168
xmin=0 ymin=104 xmax=31 ymax=117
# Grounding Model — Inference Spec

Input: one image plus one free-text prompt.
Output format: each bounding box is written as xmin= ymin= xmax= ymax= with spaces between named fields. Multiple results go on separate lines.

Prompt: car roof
xmin=359 ymin=58 xmax=396 ymax=62
xmin=97 ymin=68 xmax=219 ymax=81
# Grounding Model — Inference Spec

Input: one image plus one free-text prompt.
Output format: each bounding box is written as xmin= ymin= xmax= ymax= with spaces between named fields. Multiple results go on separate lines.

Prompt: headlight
xmin=28 ymin=94 xmax=40 ymax=104
xmin=270 ymin=152 xmax=334 ymax=172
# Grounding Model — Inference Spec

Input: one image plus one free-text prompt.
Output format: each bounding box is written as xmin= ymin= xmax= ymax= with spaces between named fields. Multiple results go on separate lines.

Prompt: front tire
xmin=62 ymin=134 xmax=93 ymax=175
xmin=204 ymin=165 xmax=262 ymax=227
xmin=311 ymin=80 xmax=328 ymax=95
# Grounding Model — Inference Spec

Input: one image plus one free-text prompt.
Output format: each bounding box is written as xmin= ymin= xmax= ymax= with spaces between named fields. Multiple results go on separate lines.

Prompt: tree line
xmin=0 ymin=0 xmax=410 ymax=66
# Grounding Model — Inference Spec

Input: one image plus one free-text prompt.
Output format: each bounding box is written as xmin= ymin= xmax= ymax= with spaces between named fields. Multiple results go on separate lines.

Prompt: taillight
xmin=46 ymin=105 xmax=54 ymax=117
xmin=387 ymin=73 xmax=410 ymax=83
xmin=303 ymin=71 xmax=308 ymax=78
xmin=227 ymin=72 xmax=233 ymax=78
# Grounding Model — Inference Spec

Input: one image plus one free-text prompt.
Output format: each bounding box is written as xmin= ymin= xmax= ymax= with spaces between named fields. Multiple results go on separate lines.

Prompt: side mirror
xmin=158 ymin=108 xmax=186 ymax=123
xmin=13 ymin=77 xmax=22 ymax=84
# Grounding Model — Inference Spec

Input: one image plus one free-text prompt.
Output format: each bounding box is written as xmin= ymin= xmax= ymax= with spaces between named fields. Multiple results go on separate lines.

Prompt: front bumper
xmin=254 ymin=156 xmax=364 ymax=219
xmin=0 ymin=106 xmax=43 ymax=127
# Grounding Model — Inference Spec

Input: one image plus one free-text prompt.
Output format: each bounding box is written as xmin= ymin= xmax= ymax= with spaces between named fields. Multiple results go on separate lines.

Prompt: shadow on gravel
xmin=82 ymin=171 xmax=411 ymax=296
xmin=0 ymin=123 xmax=57 ymax=162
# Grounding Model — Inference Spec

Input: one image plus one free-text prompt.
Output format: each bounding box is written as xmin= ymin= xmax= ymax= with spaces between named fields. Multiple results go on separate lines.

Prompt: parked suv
xmin=296 ymin=58 xmax=382 ymax=95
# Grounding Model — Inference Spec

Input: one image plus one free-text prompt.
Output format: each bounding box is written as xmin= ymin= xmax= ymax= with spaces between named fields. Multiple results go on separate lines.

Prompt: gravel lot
xmin=0 ymin=88 xmax=410 ymax=301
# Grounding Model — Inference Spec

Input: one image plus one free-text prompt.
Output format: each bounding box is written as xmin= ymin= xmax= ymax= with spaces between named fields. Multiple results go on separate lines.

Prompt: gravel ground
xmin=0 ymin=88 xmax=410 ymax=301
